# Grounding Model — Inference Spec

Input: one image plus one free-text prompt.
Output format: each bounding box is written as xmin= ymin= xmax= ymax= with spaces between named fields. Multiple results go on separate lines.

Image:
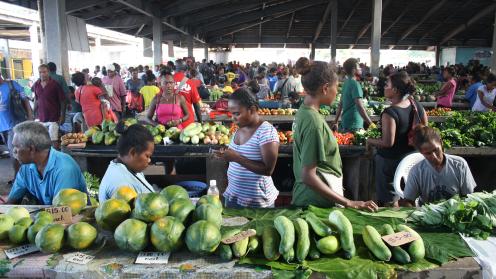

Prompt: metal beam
xmin=419 ymin=0 xmax=475 ymax=42
xmin=134 ymin=23 xmax=146 ymax=36
xmin=312 ymin=0 xmax=333 ymax=43
xmin=259 ymin=3 xmax=266 ymax=48
xmin=382 ymin=1 xmax=413 ymax=37
xmin=66 ymin=0 xmax=100 ymax=14
xmin=200 ymin=0 xmax=325 ymax=33
xmin=440 ymin=3 xmax=496 ymax=45
xmin=492 ymin=10 xmax=496 ymax=73
xmin=329 ymin=0 xmax=337 ymax=62
xmin=81 ymin=4 xmax=124 ymax=21
xmin=96 ymin=15 xmax=145 ymax=29
xmin=398 ymin=0 xmax=448 ymax=42
xmin=162 ymin=0 xmax=227 ymax=17
xmin=284 ymin=12 xmax=295 ymax=48
xmin=337 ymin=0 xmax=362 ymax=37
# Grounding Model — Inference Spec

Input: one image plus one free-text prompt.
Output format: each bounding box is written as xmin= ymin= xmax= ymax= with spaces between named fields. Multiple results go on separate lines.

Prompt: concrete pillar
xmin=44 ymin=0 xmax=69 ymax=81
xmin=187 ymin=36 xmax=194 ymax=58
xmin=152 ymin=17 xmax=163 ymax=66
xmin=0 ymin=39 xmax=11 ymax=79
xmin=330 ymin=0 xmax=338 ymax=64
xmin=370 ymin=0 xmax=382 ymax=76
xmin=94 ymin=36 xmax=103 ymax=66
xmin=492 ymin=11 xmax=496 ymax=73
xmin=204 ymin=46 xmax=209 ymax=61
xmin=435 ymin=46 xmax=441 ymax=67
xmin=310 ymin=43 xmax=315 ymax=60
xmin=29 ymin=24 xmax=40 ymax=78
xmin=167 ymin=40 xmax=174 ymax=58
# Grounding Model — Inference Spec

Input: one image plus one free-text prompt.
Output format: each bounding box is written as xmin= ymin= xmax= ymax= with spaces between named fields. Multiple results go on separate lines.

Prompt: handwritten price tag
xmin=66 ymin=252 xmax=95 ymax=265
xmin=382 ymin=231 xmax=419 ymax=247
xmin=135 ymin=252 xmax=170 ymax=264
xmin=221 ymin=229 xmax=256 ymax=244
xmin=4 ymin=244 xmax=39 ymax=259
xmin=44 ymin=206 xmax=72 ymax=224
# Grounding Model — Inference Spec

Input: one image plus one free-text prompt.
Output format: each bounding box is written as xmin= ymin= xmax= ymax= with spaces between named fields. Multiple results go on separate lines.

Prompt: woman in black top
xmin=367 ymin=71 xmax=428 ymax=206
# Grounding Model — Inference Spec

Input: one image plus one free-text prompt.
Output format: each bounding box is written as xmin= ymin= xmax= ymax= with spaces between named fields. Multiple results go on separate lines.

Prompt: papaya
xmin=95 ymin=198 xmax=131 ymax=230
xmin=9 ymin=225 xmax=28 ymax=244
xmin=0 ymin=214 xmax=14 ymax=240
xmin=274 ymin=216 xmax=295 ymax=255
xmin=328 ymin=210 xmax=355 ymax=259
xmin=35 ymin=224 xmax=65 ymax=253
xmin=397 ymin=224 xmax=425 ymax=262
xmin=194 ymin=204 xmax=222 ymax=228
xmin=197 ymin=195 xmax=223 ymax=212
xmin=114 ymin=219 xmax=148 ymax=253
xmin=16 ymin=217 xmax=33 ymax=228
xmin=132 ymin=193 xmax=169 ymax=223
xmin=67 ymin=222 xmax=98 ymax=250
xmin=168 ymin=198 xmax=195 ymax=223
xmin=150 ymin=216 xmax=185 ymax=252
xmin=185 ymin=220 xmax=221 ymax=254
xmin=382 ymin=224 xmax=411 ymax=264
xmin=92 ymin=131 xmax=104 ymax=144
xmin=160 ymin=185 xmax=189 ymax=203
xmin=112 ymin=186 xmax=138 ymax=205
xmin=35 ymin=211 xmax=54 ymax=223
xmin=362 ymin=225 xmax=391 ymax=261
xmin=27 ymin=223 xmax=46 ymax=244
xmin=104 ymin=133 xmax=117 ymax=146
xmin=6 ymin=207 xmax=30 ymax=223
xmin=52 ymin=189 xmax=88 ymax=215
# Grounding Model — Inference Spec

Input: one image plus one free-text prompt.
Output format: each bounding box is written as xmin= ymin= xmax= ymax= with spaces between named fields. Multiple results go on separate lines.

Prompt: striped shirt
xmin=225 ymin=121 xmax=279 ymax=207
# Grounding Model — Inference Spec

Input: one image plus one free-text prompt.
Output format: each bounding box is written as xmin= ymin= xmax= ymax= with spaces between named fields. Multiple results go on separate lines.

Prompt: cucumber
xmin=397 ymin=224 xmax=425 ymax=262
xmin=308 ymin=236 xmax=321 ymax=260
xmin=293 ymin=218 xmax=310 ymax=263
xmin=221 ymin=228 xmax=241 ymax=242
xmin=305 ymin=212 xmax=332 ymax=237
xmin=282 ymin=247 xmax=295 ymax=263
xmin=262 ymin=226 xmax=280 ymax=261
xmin=232 ymin=237 xmax=249 ymax=258
xmin=362 ymin=225 xmax=391 ymax=261
xmin=382 ymin=224 xmax=411 ymax=264
xmin=328 ymin=210 xmax=355 ymax=259
xmin=274 ymin=216 xmax=295 ymax=255
xmin=218 ymin=244 xmax=233 ymax=261
xmin=247 ymin=236 xmax=260 ymax=254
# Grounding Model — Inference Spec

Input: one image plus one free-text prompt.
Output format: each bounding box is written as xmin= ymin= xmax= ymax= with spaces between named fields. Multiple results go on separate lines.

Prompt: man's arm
xmin=355 ymin=98 xmax=373 ymax=126
xmin=6 ymin=171 xmax=27 ymax=205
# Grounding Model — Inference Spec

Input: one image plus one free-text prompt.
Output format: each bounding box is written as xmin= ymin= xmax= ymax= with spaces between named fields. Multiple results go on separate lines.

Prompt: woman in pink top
xmin=436 ymin=67 xmax=457 ymax=108
xmin=146 ymin=74 xmax=189 ymax=129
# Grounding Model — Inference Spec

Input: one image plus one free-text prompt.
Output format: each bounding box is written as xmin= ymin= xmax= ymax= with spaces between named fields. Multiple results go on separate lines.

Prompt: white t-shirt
xmin=99 ymin=160 xmax=155 ymax=203
xmin=472 ymin=85 xmax=496 ymax=112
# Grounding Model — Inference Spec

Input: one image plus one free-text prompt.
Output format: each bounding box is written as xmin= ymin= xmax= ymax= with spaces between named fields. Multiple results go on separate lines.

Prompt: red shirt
xmin=173 ymin=72 xmax=200 ymax=128
xmin=75 ymin=85 xmax=104 ymax=127
xmin=32 ymin=78 xmax=65 ymax=122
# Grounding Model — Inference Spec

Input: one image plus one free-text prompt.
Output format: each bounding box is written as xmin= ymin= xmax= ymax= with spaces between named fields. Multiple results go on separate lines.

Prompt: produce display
xmin=414 ymin=83 xmax=441 ymax=102
xmin=257 ymin=108 xmax=296 ymax=115
xmin=61 ymin=133 xmax=88 ymax=146
xmin=209 ymin=87 xmax=224 ymax=101
xmin=277 ymin=131 xmax=293 ymax=144
xmin=333 ymin=132 xmax=355 ymax=145
xmin=426 ymin=107 xmax=451 ymax=116
xmin=180 ymin=122 xmax=231 ymax=145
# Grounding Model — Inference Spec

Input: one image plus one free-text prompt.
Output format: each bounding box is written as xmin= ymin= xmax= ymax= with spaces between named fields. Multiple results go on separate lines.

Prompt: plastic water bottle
xmin=207 ymin=180 xmax=220 ymax=198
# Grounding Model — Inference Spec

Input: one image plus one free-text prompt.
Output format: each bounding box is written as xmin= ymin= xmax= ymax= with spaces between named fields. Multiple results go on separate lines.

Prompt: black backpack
xmin=8 ymin=81 xmax=27 ymax=123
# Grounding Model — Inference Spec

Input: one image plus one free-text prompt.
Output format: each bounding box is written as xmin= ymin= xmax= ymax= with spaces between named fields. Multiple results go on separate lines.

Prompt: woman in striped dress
xmin=214 ymin=88 xmax=280 ymax=208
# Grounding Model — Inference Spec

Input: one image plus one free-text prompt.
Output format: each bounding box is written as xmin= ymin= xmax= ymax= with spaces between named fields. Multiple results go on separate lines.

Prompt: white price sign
xmin=66 ymin=252 xmax=95 ymax=265
xmin=135 ymin=252 xmax=170 ymax=264
xmin=4 ymin=244 xmax=39 ymax=259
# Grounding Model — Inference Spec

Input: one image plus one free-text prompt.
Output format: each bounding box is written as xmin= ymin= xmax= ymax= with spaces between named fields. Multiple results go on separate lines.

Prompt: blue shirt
xmin=0 ymin=81 xmax=26 ymax=132
xmin=465 ymin=82 xmax=483 ymax=108
xmin=268 ymin=76 xmax=278 ymax=92
xmin=8 ymin=148 xmax=87 ymax=205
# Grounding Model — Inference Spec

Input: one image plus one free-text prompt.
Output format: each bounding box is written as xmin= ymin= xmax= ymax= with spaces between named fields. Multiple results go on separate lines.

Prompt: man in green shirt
xmin=47 ymin=62 xmax=70 ymax=97
xmin=333 ymin=58 xmax=374 ymax=132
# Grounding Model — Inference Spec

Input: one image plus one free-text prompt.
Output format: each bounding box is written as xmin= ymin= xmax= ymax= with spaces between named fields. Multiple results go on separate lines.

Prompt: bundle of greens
xmin=83 ymin=171 xmax=100 ymax=199
xmin=353 ymin=127 xmax=382 ymax=146
xmin=408 ymin=192 xmax=496 ymax=239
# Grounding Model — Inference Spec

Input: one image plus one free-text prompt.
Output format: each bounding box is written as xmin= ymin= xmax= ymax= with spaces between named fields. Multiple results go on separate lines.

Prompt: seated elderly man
xmin=401 ymin=126 xmax=476 ymax=206
xmin=6 ymin=121 xmax=87 ymax=205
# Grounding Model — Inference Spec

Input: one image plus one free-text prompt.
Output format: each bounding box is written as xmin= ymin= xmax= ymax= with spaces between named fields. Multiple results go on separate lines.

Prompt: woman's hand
xmin=167 ymin=119 xmax=181 ymax=127
xmin=213 ymin=148 xmax=240 ymax=162
xmin=346 ymin=200 xmax=378 ymax=212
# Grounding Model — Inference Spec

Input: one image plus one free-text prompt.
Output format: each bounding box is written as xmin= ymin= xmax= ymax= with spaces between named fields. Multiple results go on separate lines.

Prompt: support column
xmin=44 ymin=0 xmax=68 ymax=80
xmin=152 ymin=17 xmax=163 ymax=66
xmin=29 ymin=24 xmax=40 ymax=78
xmin=0 ymin=39 xmax=11 ymax=79
xmin=204 ymin=46 xmax=209 ymax=61
xmin=310 ymin=43 xmax=315 ymax=60
xmin=435 ymin=46 xmax=441 ymax=67
xmin=330 ymin=0 xmax=338 ymax=64
xmin=492 ymin=11 xmax=496 ymax=73
xmin=370 ymin=0 xmax=382 ymax=76
xmin=167 ymin=41 xmax=174 ymax=58
xmin=94 ymin=36 xmax=103 ymax=66
xmin=187 ymin=36 xmax=194 ymax=58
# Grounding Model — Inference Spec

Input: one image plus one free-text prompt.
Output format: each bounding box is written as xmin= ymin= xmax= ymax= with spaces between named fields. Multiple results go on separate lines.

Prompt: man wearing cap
xmin=173 ymin=60 xmax=202 ymax=127
xmin=102 ymin=64 xmax=126 ymax=119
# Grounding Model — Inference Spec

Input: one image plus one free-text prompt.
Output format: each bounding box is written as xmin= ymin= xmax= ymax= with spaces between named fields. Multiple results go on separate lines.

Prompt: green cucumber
xmin=218 ymin=244 xmax=232 ymax=261
xmin=328 ymin=210 xmax=355 ymax=259
xmin=293 ymin=218 xmax=310 ymax=262
xmin=308 ymin=234 xmax=321 ymax=260
xmin=274 ymin=216 xmax=295 ymax=255
xmin=362 ymin=225 xmax=391 ymax=261
xmin=247 ymin=236 xmax=260 ymax=254
xmin=282 ymin=247 xmax=295 ymax=263
xmin=232 ymin=237 xmax=249 ymax=258
xmin=397 ymin=224 xmax=425 ymax=262
xmin=382 ymin=224 xmax=411 ymax=264
xmin=305 ymin=212 xmax=332 ymax=237
xmin=262 ymin=226 xmax=280 ymax=261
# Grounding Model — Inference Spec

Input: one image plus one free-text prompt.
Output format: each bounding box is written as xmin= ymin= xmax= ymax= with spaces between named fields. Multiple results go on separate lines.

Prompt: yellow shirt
xmin=140 ymin=85 xmax=160 ymax=109
xmin=226 ymin=72 xmax=236 ymax=83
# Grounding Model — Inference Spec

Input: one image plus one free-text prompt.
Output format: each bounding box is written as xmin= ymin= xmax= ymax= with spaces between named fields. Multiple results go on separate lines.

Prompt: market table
xmin=0 ymin=205 xmax=482 ymax=279
xmin=206 ymin=115 xmax=451 ymax=123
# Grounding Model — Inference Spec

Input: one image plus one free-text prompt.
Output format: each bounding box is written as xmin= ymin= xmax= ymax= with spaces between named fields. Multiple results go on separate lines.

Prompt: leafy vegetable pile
xmin=408 ymin=191 xmax=496 ymax=240
xmin=83 ymin=171 xmax=100 ymax=199
xmin=431 ymin=111 xmax=496 ymax=148
xmin=353 ymin=127 xmax=382 ymax=146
